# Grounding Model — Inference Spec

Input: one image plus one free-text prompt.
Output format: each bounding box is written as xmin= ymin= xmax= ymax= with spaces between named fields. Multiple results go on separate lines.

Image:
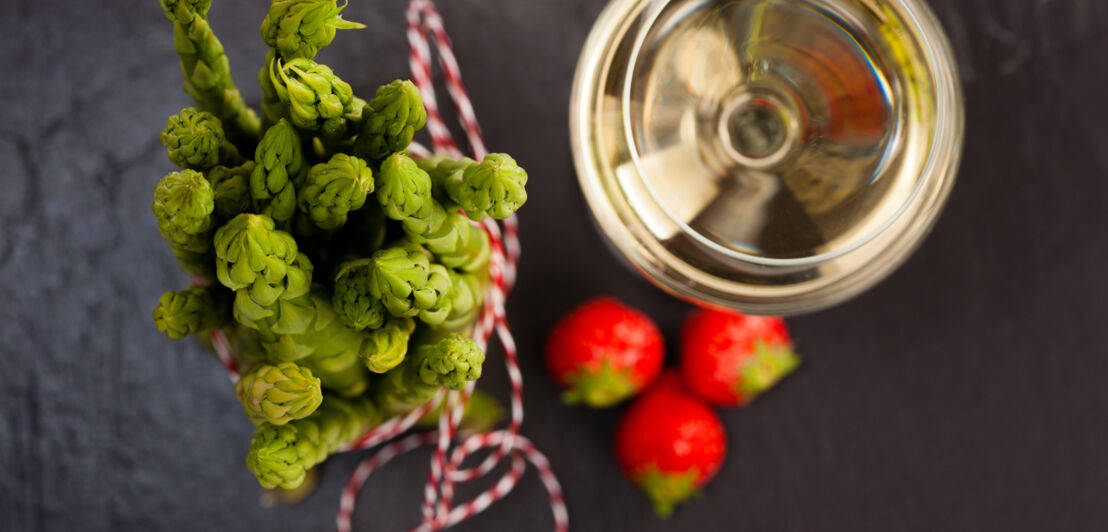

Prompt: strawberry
xmin=680 ymin=308 xmax=800 ymax=407
xmin=614 ymin=372 xmax=726 ymax=517
xmin=545 ymin=296 xmax=664 ymax=408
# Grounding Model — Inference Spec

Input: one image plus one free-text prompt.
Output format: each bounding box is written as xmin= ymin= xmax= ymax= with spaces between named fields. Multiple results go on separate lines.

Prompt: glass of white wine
xmin=571 ymin=0 xmax=964 ymax=315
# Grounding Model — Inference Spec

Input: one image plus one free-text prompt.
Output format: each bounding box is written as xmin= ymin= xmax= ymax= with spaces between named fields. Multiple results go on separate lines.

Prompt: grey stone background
xmin=2 ymin=0 xmax=1107 ymax=530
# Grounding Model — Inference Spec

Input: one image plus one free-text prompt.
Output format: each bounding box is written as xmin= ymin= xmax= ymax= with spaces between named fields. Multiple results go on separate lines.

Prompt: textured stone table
xmin=3 ymin=0 xmax=1107 ymax=530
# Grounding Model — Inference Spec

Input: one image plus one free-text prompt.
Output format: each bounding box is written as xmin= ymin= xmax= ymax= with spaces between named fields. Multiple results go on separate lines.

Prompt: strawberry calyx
xmin=561 ymin=359 xmax=638 ymax=408
xmin=633 ymin=465 xmax=702 ymax=518
xmin=735 ymin=339 xmax=800 ymax=402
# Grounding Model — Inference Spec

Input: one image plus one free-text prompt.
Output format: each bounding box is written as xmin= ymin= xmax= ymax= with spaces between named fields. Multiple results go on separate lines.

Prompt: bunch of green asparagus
xmin=150 ymin=0 xmax=526 ymax=490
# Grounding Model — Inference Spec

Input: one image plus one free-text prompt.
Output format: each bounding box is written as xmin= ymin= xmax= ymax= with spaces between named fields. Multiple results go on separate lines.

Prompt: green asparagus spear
xmin=159 ymin=0 xmax=211 ymax=14
xmin=236 ymin=362 xmax=323 ymax=426
xmin=236 ymin=280 xmax=317 ymax=346
xmin=442 ymin=270 xmax=484 ymax=331
xmin=334 ymin=244 xmax=452 ymax=325
xmin=230 ymin=285 xmax=317 ymax=349
xmin=234 ymin=285 xmax=369 ymax=397
xmin=353 ymin=80 xmax=427 ymax=161
xmin=332 ymin=259 xmax=387 ymax=331
xmin=246 ymin=394 xmax=380 ymax=489
xmin=444 ymin=153 xmax=528 ymax=221
xmin=416 ymin=153 xmax=528 ymax=220
xmin=416 ymin=333 xmax=484 ymax=391
xmin=251 ymin=119 xmax=306 ymax=222
xmin=401 ymin=199 xmax=491 ymax=272
xmin=300 ymin=347 xmax=368 ymax=397
xmin=208 ymin=161 xmax=255 ymax=220
xmin=359 ymin=317 xmax=415 ymax=373
xmin=261 ymin=0 xmax=365 ymax=62
xmin=347 ymin=96 xmax=369 ymax=124
xmin=297 ymin=153 xmax=374 ymax=231
xmin=375 ymin=333 xmax=485 ymax=415
xmin=269 ymin=58 xmax=356 ymax=138
xmin=376 ymin=152 xmax=433 ymax=220
xmin=416 ymin=154 xmax=475 ymax=210
xmin=290 ymin=290 xmax=370 ymax=397
xmin=160 ymin=107 xmax=240 ymax=170
xmin=152 ymin=169 xmax=217 ymax=277
xmin=420 ymin=264 xmax=454 ymax=326
xmin=213 ymin=214 xmax=312 ymax=308
xmin=158 ymin=0 xmax=260 ymax=148
xmin=153 ymin=169 xmax=215 ymax=253
xmin=152 ymin=285 xmax=229 ymax=339
xmin=398 ymin=156 xmax=492 ymax=272
xmin=258 ymin=50 xmax=286 ymax=131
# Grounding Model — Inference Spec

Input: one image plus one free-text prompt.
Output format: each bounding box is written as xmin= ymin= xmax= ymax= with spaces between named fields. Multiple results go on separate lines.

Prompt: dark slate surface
xmin=2 ymin=0 xmax=1107 ymax=530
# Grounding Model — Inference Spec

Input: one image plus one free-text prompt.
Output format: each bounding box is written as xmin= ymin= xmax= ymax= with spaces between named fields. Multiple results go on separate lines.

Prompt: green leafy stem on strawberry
xmin=737 ymin=339 xmax=801 ymax=400
xmin=561 ymin=359 xmax=639 ymax=407
xmin=633 ymin=465 xmax=703 ymax=518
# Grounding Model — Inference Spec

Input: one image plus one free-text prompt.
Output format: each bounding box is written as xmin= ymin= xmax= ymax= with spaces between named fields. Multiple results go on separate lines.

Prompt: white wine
xmin=572 ymin=0 xmax=962 ymax=314
xmin=630 ymin=0 xmax=926 ymax=259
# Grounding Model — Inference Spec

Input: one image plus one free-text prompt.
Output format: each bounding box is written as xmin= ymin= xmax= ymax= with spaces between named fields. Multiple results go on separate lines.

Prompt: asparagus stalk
xmin=359 ymin=317 xmax=416 ymax=373
xmin=375 ymin=152 xmax=434 ymax=221
xmin=444 ymin=153 xmax=529 ymax=221
xmin=416 ymin=154 xmax=475 ymax=210
xmin=331 ymin=260 xmax=388 ymax=331
xmin=402 ymin=199 xmax=491 ymax=272
xmin=332 ymin=244 xmax=453 ymax=327
xmin=353 ymin=80 xmax=427 ymax=162
xmin=419 ymin=153 xmax=530 ymax=221
xmin=207 ymin=161 xmax=255 ymax=220
xmin=152 ymin=169 xmax=216 ymax=277
xmin=297 ymin=153 xmax=374 ymax=231
xmin=232 ymin=284 xmax=369 ymax=398
xmin=213 ymin=213 xmax=312 ymax=309
xmin=261 ymin=0 xmax=365 ymax=62
xmin=258 ymin=51 xmax=285 ymax=131
xmin=293 ymin=291 xmax=371 ymax=397
xmin=443 ymin=270 xmax=485 ymax=331
xmin=269 ymin=58 xmax=357 ymax=138
xmin=235 ymin=361 xmax=323 ymax=426
xmin=152 ymin=284 xmax=230 ymax=340
xmin=158 ymin=0 xmax=261 ymax=149
xmin=258 ymin=1 xmax=365 ymax=131
xmin=246 ymin=394 xmax=380 ymax=489
xmin=250 ymin=120 xmax=307 ymax=223
xmin=374 ymin=333 xmax=485 ymax=416
xmin=160 ymin=107 xmax=241 ymax=170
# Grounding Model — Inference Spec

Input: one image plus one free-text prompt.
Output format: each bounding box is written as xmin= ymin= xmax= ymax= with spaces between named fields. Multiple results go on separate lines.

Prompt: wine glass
xmin=571 ymin=0 xmax=963 ymax=315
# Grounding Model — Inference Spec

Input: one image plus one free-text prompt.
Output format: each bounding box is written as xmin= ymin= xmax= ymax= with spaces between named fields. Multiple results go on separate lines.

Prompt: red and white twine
xmin=213 ymin=1 xmax=565 ymax=530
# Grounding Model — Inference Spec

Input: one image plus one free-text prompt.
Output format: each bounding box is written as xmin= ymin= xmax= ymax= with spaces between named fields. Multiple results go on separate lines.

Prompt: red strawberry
xmin=545 ymin=297 xmax=664 ymax=408
xmin=680 ymin=308 xmax=800 ymax=406
xmin=614 ymin=372 xmax=726 ymax=517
